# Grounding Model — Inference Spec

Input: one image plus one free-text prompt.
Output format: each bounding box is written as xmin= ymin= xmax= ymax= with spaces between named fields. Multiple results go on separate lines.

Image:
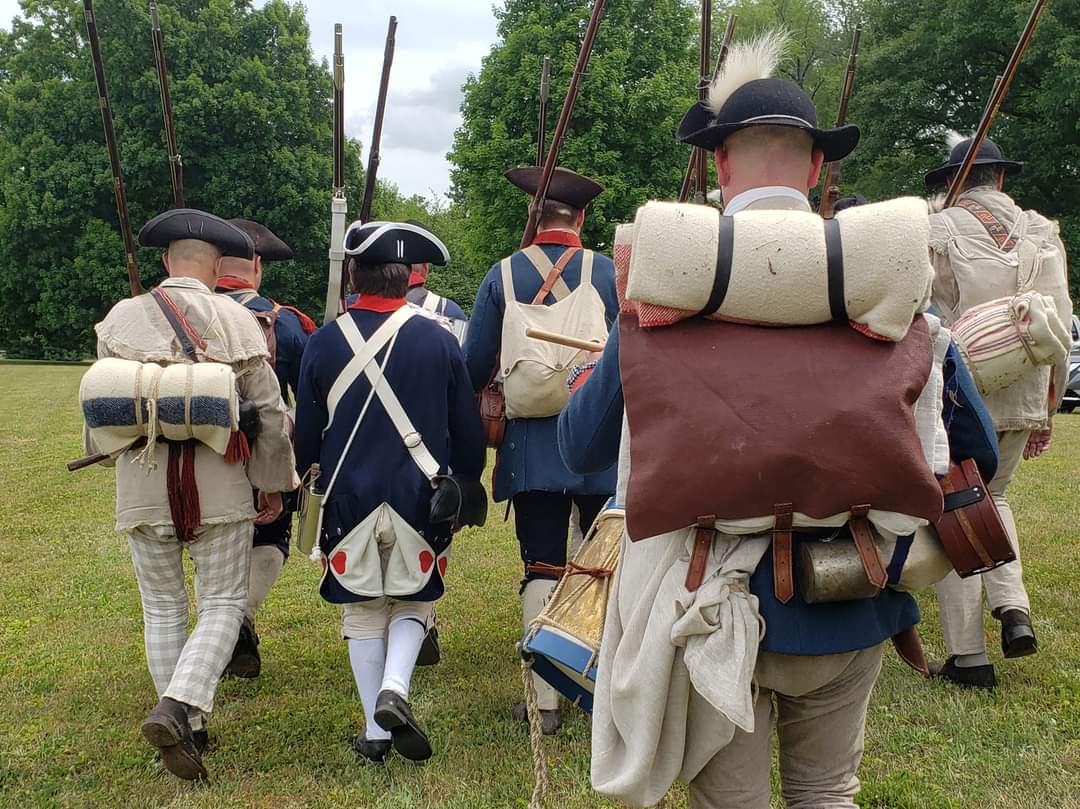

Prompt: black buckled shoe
xmin=352 ymin=734 xmax=392 ymax=765
xmin=416 ymin=624 xmax=441 ymax=667
xmin=141 ymin=697 xmax=209 ymax=781
xmin=511 ymin=702 xmax=563 ymax=736
xmin=225 ymin=618 xmax=261 ymax=678
xmin=929 ymin=656 xmax=997 ymax=690
xmin=373 ymin=690 xmax=432 ymax=762
xmin=998 ymin=609 xmax=1038 ymax=659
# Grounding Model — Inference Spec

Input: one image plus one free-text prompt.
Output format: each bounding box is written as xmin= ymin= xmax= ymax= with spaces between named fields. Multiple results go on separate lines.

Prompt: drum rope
xmin=520 ymin=657 xmax=550 ymax=809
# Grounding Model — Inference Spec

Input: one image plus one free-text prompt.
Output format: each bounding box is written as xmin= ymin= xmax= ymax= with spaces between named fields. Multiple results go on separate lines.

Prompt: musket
xmin=359 ymin=16 xmax=397 ymax=224
xmin=818 ymin=26 xmax=861 ymax=220
xmin=536 ymin=56 xmax=552 ymax=166
xmin=945 ymin=0 xmax=1048 ymax=208
xmin=520 ymin=0 xmax=606 ymax=249
xmin=83 ymin=0 xmax=144 ymax=296
xmin=983 ymin=74 xmax=1004 ymax=119
xmin=679 ymin=13 xmax=736 ymax=203
xmin=323 ymin=23 xmax=347 ymax=323
xmin=692 ymin=0 xmax=713 ymax=203
xmin=150 ymin=1 xmax=184 ymax=208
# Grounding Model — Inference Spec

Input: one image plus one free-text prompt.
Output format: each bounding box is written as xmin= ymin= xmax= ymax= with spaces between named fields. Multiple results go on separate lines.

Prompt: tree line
xmin=1 ymin=0 xmax=1076 ymax=358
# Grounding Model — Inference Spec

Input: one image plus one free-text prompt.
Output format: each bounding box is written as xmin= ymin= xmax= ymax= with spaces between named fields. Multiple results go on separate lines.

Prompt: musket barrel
xmin=819 ymin=26 xmax=861 ymax=220
xmin=692 ymin=0 xmax=713 ymax=203
xmin=325 ymin=22 xmax=347 ymax=323
xmin=360 ymin=15 xmax=397 ymax=224
xmin=83 ymin=0 xmax=143 ymax=296
xmin=680 ymin=13 xmax=736 ymax=203
xmin=150 ymin=0 xmax=184 ymax=208
xmin=333 ymin=23 xmax=345 ymax=191
xmin=520 ymin=0 xmax=606 ymax=249
xmin=945 ymin=0 xmax=1048 ymax=207
xmin=537 ymin=56 xmax=552 ymax=166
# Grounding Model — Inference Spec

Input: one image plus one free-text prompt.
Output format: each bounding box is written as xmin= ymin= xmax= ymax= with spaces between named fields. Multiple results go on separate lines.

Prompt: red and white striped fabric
xmin=952 ymin=291 xmax=1071 ymax=396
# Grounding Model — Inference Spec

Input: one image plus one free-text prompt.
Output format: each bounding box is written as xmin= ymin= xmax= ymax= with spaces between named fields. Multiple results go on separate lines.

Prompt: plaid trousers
xmin=128 ymin=521 xmax=252 ymax=714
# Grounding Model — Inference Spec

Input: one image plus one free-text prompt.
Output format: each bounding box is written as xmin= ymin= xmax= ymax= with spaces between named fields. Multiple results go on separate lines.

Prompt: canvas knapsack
xmin=499 ymin=246 xmax=608 ymax=419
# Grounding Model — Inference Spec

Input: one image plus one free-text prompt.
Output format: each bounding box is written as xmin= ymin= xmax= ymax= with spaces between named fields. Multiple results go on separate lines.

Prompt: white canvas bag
xmin=500 ymin=247 xmax=608 ymax=419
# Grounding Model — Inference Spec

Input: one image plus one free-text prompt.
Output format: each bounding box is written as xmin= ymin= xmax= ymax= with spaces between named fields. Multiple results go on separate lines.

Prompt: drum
xmin=521 ymin=507 xmax=624 ymax=714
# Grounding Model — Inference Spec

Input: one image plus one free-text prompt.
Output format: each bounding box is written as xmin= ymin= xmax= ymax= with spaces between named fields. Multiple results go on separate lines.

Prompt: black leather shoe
xmin=373 ymin=690 xmax=432 ymax=762
xmin=929 ymin=657 xmax=997 ymax=690
xmin=225 ymin=618 xmax=261 ymax=678
xmin=998 ymin=609 xmax=1038 ymax=659
xmin=416 ymin=624 xmax=441 ymax=667
xmin=192 ymin=729 xmax=210 ymax=756
xmin=352 ymin=734 xmax=392 ymax=765
xmin=141 ymin=698 xmax=208 ymax=781
xmin=511 ymin=702 xmax=563 ymax=736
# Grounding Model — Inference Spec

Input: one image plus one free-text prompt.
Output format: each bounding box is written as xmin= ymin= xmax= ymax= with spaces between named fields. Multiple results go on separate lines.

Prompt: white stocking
xmin=381 ymin=617 xmax=426 ymax=699
xmin=348 ymin=638 xmax=391 ymax=741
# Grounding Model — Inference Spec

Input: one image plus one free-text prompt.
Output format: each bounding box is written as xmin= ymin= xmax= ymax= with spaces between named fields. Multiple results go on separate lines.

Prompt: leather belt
xmin=772 ymin=503 xmax=795 ymax=604
xmin=685 ymin=516 xmax=716 ymax=592
xmin=824 ymin=218 xmax=847 ymax=322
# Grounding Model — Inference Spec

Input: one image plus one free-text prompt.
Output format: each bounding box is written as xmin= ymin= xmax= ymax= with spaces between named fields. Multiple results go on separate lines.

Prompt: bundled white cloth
xmin=625 ymin=197 xmax=934 ymax=341
xmin=80 ymin=357 xmax=239 ymax=457
xmin=591 ymin=527 xmax=770 ymax=807
xmin=951 ymin=291 xmax=1072 ymax=396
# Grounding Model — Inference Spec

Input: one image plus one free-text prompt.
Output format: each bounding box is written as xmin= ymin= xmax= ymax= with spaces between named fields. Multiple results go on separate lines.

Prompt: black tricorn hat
xmin=504 ymin=166 xmax=604 ymax=210
xmin=226 ymin=219 xmax=294 ymax=261
xmin=924 ymin=137 xmax=1023 ymax=189
xmin=139 ymin=208 xmax=254 ymax=259
xmin=677 ymin=78 xmax=860 ymax=162
xmin=343 ymin=221 xmax=450 ymax=266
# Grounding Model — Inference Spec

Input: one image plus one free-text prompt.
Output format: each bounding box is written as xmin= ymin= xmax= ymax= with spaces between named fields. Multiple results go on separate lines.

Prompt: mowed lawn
xmin=1 ymin=363 xmax=1078 ymax=809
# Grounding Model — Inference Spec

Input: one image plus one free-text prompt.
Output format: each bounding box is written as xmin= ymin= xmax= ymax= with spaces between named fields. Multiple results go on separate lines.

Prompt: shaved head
xmin=715 ymin=125 xmax=825 ymax=205
xmin=162 ymin=238 xmax=224 ymax=288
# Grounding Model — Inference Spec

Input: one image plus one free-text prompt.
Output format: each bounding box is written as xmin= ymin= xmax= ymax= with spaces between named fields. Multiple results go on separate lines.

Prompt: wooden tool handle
xmin=525 ymin=327 xmax=605 ymax=353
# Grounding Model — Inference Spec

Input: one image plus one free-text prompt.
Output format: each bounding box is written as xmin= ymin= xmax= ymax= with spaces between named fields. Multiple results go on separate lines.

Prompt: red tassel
xmin=225 ymin=431 xmax=251 ymax=465
xmin=167 ymin=440 xmax=202 ymax=543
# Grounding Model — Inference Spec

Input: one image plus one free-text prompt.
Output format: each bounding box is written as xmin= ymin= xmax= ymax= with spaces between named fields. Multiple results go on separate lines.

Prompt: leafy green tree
xmin=846 ymin=0 xmax=1079 ymax=308
xmin=449 ymin=0 xmax=699 ymax=282
xmin=0 ymin=0 xmax=367 ymax=357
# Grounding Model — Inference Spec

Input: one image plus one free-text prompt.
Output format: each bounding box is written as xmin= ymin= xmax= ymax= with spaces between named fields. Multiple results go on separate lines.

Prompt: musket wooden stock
xmin=525 ymin=327 xmax=605 ymax=353
xmin=83 ymin=0 xmax=144 ymax=296
xmin=537 ymin=56 xmax=552 ymax=166
xmin=678 ymin=14 xmax=736 ymax=203
xmin=519 ymin=0 xmax=606 ymax=249
xmin=150 ymin=1 xmax=184 ymax=208
xmin=944 ymin=0 xmax=1048 ymax=208
xmin=360 ymin=16 xmax=397 ymax=224
xmin=819 ymin=27 xmax=861 ymax=220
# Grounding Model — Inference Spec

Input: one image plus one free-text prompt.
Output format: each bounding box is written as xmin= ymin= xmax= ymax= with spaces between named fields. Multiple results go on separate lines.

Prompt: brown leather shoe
xmin=141 ymin=698 xmax=208 ymax=781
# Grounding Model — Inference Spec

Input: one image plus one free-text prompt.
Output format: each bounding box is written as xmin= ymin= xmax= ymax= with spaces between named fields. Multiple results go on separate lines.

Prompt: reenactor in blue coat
xmin=404 ymin=220 xmax=469 ymax=344
xmin=214 ymin=219 xmax=315 ymax=678
xmin=294 ymin=221 xmax=486 ymax=765
xmin=463 ymin=166 xmax=619 ymax=735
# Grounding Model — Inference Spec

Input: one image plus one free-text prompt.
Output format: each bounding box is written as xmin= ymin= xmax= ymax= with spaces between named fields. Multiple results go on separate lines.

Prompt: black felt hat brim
xmin=504 ymin=166 xmax=604 ymax=209
xmin=343 ymin=221 xmax=450 ymax=266
xmin=139 ymin=208 xmax=254 ymax=259
xmin=924 ymin=158 xmax=1024 ymax=189
xmin=677 ymin=101 xmax=861 ymax=162
xmin=227 ymin=219 xmax=294 ymax=261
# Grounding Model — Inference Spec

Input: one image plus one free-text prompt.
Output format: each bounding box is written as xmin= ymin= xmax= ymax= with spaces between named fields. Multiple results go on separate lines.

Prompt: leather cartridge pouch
xmin=619 ymin=313 xmax=943 ymax=541
xmin=935 ymin=458 xmax=1014 ymax=578
xmin=296 ymin=464 xmax=322 ymax=556
xmin=479 ymin=374 xmax=506 ymax=448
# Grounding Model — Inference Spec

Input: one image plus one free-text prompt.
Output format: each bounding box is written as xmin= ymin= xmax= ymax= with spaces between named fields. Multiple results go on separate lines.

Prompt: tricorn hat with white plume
xmin=676 ymin=30 xmax=860 ymax=162
xmin=924 ymin=132 xmax=1023 ymax=189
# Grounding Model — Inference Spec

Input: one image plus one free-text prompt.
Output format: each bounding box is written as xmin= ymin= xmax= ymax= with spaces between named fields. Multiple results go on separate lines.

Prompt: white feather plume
xmin=707 ymin=30 xmax=789 ymax=113
xmin=945 ymin=130 xmax=968 ymax=150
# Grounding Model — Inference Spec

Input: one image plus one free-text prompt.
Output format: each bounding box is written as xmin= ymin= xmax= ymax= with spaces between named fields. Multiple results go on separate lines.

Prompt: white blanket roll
xmin=625 ymin=197 xmax=935 ymax=341
xmin=80 ymin=357 xmax=239 ymax=456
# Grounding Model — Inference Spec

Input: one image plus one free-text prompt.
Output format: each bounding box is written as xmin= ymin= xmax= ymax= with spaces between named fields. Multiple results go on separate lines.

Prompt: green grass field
xmin=1 ymin=364 xmax=1078 ymax=809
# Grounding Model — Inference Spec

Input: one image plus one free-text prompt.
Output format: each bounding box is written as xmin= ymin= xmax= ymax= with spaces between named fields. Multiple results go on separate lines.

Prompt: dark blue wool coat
xmin=294 ymin=306 xmax=486 ymax=604
xmin=557 ymin=321 xmax=999 ymax=657
xmin=220 ymin=290 xmax=310 ymax=404
xmin=464 ymin=242 xmax=619 ymax=502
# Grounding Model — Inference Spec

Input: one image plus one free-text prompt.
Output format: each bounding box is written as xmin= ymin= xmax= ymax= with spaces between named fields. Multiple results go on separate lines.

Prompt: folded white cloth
xmin=625 ymin=197 xmax=934 ymax=341
xmin=591 ymin=528 xmax=769 ymax=807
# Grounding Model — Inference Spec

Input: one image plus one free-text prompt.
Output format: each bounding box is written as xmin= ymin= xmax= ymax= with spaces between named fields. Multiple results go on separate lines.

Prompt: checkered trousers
xmin=128 ymin=520 xmax=253 ymax=714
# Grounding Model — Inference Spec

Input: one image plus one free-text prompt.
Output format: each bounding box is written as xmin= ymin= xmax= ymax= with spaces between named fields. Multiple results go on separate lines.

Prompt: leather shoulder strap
xmin=531 ymin=247 xmax=579 ymax=305
xmin=521 ymin=245 xmax=573 ymax=302
xmin=151 ymin=287 xmax=207 ymax=362
xmin=957 ymin=199 xmax=1019 ymax=251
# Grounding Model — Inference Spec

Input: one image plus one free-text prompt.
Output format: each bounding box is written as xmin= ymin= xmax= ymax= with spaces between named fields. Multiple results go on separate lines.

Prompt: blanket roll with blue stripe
xmin=80 ymin=357 xmax=239 ymax=456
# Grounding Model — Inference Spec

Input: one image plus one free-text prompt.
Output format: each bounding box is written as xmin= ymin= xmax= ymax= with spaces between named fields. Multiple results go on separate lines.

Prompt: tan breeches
xmin=933 ymin=429 xmax=1031 ymax=656
xmin=689 ymin=645 xmax=884 ymax=809
xmin=341 ymin=598 xmax=432 ymax=641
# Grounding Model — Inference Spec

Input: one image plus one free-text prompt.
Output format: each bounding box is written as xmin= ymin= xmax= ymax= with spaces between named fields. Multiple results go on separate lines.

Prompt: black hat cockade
xmin=227 ymin=219 xmax=294 ymax=261
xmin=504 ymin=166 xmax=604 ymax=210
xmin=677 ymin=31 xmax=860 ymax=162
xmin=924 ymin=135 xmax=1023 ymax=189
xmin=342 ymin=221 xmax=450 ymax=267
xmin=139 ymin=208 xmax=254 ymax=259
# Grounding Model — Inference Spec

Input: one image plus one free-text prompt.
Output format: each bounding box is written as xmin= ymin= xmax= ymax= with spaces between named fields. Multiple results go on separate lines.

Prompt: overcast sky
xmin=0 ymin=0 xmax=501 ymax=200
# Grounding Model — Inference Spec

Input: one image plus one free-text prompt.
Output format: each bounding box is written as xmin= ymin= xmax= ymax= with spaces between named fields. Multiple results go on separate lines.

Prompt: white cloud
xmin=0 ymin=0 xmax=500 ymax=199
